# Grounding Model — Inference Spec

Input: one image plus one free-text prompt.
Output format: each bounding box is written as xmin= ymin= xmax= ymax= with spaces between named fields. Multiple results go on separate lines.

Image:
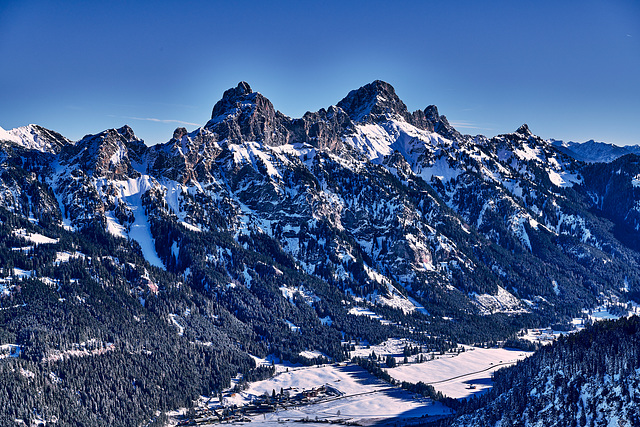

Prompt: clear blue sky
xmin=1 ymin=0 xmax=639 ymax=146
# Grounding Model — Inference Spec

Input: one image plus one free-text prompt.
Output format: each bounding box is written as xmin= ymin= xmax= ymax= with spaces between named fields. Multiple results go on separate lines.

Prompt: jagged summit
xmin=62 ymin=125 xmax=146 ymax=179
xmin=235 ymin=81 xmax=252 ymax=96
xmin=418 ymin=104 xmax=464 ymax=141
xmin=78 ymin=124 xmax=140 ymax=144
xmin=201 ymin=80 xmax=466 ymax=149
xmin=172 ymin=127 xmax=188 ymax=141
xmin=516 ymin=123 xmax=533 ymax=137
xmin=116 ymin=124 xmax=138 ymax=142
xmin=337 ymin=80 xmax=410 ymax=122
xmin=424 ymin=105 xmax=440 ymax=118
xmin=205 ymin=81 xmax=289 ymax=146
xmin=210 ymin=81 xmax=256 ymax=120
xmin=333 ymin=81 xmax=466 ymax=141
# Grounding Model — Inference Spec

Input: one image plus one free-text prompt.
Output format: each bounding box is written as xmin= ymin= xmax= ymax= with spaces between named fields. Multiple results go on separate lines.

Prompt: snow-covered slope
xmin=3 ymin=79 xmax=640 ymax=425
xmin=451 ymin=316 xmax=640 ymax=427
xmin=0 ymin=124 xmax=71 ymax=153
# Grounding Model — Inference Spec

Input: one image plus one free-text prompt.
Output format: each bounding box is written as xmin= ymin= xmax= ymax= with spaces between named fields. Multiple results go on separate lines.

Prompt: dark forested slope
xmin=450 ymin=316 xmax=640 ymax=426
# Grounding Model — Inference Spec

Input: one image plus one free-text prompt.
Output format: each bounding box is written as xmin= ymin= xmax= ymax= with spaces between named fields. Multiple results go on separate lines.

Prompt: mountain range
xmin=1 ymin=80 xmax=639 ymax=425
xmin=551 ymin=138 xmax=640 ymax=164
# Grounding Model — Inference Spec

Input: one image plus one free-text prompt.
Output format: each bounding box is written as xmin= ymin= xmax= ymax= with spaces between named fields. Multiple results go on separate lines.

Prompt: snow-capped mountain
xmin=551 ymin=138 xmax=640 ymax=163
xmin=0 ymin=124 xmax=70 ymax=154
xmin=2 ymin=80 xmax=639 ymax=322
xmin=1 ymin=80 xmax=640 ymax=424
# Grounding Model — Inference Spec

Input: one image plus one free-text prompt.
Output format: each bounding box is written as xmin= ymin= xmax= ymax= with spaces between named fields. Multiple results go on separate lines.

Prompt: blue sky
xmin=1 ymin=0 xmax=639 ymax=146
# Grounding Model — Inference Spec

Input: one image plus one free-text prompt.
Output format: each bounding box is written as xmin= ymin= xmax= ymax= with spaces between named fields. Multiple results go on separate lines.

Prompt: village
xmin=175 ymin=384 xmax=345 ymax=425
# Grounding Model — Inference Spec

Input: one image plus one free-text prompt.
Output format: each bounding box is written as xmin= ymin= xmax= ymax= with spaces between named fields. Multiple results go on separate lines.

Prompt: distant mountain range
xmin=551 ymin=138 xmax=640 ymax=163
xmin=1 ymin=80 xmax=639 ymax=425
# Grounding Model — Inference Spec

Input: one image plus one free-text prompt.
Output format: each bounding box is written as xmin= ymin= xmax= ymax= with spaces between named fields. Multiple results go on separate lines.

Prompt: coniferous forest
xmin=449 ymin=316 xmax=640 ymax=426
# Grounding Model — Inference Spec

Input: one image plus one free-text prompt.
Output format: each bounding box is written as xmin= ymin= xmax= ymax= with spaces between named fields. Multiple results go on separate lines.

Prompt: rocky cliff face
xmin=205 ymin=81 xmax=291 ymax=147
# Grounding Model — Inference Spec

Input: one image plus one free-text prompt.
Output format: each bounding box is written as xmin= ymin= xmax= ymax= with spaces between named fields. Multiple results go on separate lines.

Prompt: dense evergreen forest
xmin=448 ymin=316 xmax=640 ymax=426
xmin=0 ymin=206 xmax=459 ymax=425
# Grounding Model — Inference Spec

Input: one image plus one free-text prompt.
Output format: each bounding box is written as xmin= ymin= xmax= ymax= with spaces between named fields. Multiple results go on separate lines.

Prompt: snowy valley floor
xmin=169 ymin=343 xmax=532 ymax=426
xmin=238 ymin=364 xmax=451 ymax=426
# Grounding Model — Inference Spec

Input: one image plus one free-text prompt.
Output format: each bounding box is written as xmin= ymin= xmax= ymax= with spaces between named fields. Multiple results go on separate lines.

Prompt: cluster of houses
xmin=175 ymin=385 xmax=342 ymax=425
xmin=529 ymin=327 xmax=556 ymax=342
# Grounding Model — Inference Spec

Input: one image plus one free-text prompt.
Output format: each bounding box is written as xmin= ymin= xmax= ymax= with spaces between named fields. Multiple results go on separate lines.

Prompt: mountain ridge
xmin=3 ymin=80 xmax=638 ymax=312
xmin=551 ymin=138 xmax=640 ymax=163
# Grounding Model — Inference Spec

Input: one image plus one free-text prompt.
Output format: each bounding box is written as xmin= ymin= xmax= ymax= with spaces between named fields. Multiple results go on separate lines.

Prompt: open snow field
xmin=224 ymin=364 xmax=452 ymax=425
xmin=388 ymin=347 xmax=532 ymax=399
xmin=205 ymin=344 xmax=531 ymax=425
xmin=348 ymin=338 xmax=531 ymax=399
xmin=170 ymin=342 xmax=535 ymax=425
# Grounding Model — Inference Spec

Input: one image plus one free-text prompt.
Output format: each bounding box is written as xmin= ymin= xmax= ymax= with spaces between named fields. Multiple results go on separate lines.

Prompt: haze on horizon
xmin=1 ymin=0 xmax=639 ymax=146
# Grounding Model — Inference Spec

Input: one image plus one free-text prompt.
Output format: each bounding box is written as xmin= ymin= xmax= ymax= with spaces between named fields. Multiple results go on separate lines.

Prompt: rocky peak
xmin=496 ymin=124 xmax=555 ymax=159
xmin=206 ymin=82 xmax=289 ymax=146
xmin=116 ymin=125 xmax=137 ymax=142
xmin=337 ymin=80 xmax=410 ymax=123
xmin=423 ymin=105 xmax=441 ymax=122
xmin=515 ymin=124 xmax=533 ymax=137
xmin=64 ymin=126 xmax=143 ymax=180
xmin=172 ymin=127 xmax=188 ymax=141
xmin=118 ymin=125 xmax=147 ymax=162
xmin=210 ymin=81 xmax=255 ymax=120
xmin=286 ymin=105 xmax=352 ymax=151
xmin=419 ymin=105 xmax=464 ymax=142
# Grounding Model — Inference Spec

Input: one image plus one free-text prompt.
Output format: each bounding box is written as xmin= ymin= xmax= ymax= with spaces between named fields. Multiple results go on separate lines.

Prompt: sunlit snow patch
xmin=348 ymin=306 xmax=392 ymax=324
xmin=284 ymin=320 xmax=301 ymax=333
xmin=98 ymin=176 xmax=165 ymax=268
xmin=13 ymin=229 xmax=59 ymax=245
xmin=168 ymin=314 xmax=185 ymax=336
xmin=548 ymin=169 xmax=580 ymax=188
xmin=299 ymin=350 xmax=329 ymax=360
xmin=344 ymin=119 xmax=451 ymax=165
xmin=279 ymin=285 xmax=320 ymax=306
xmin=388 ymin=346 xmax=533 ymax=399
